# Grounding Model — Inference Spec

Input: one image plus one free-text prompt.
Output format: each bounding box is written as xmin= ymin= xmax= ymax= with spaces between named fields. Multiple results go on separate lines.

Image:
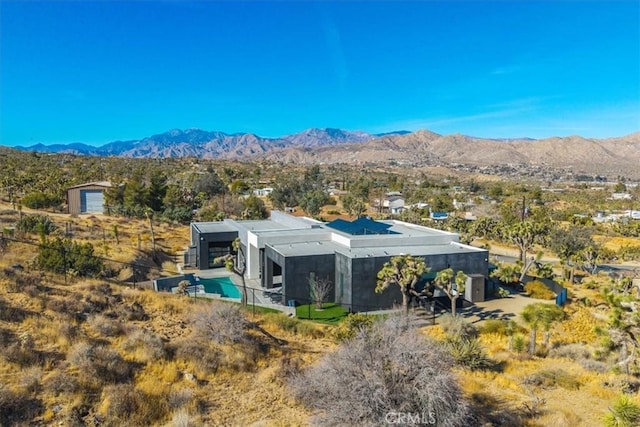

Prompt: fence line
xmin=1 ymin=235 xmax=443 ymax=320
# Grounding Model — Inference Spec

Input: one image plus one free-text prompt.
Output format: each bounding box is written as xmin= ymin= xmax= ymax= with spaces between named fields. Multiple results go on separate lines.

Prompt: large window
xmin=208 ymin=243 xmax=232 ymax=268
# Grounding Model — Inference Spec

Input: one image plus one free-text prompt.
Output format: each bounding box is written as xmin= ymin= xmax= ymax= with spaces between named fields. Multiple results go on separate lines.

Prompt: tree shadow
xmin=460 ymin=305 xmax=516 ymax=323
xmin=469 ymin=392 xmax=525 ymax=426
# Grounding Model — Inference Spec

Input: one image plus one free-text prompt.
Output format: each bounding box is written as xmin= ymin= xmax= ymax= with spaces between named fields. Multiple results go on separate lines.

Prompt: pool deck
xmin=184 ymin=267 xmax=295 ymax=315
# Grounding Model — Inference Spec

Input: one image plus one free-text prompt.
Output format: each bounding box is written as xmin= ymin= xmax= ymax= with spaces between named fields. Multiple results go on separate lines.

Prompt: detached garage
xmin=67 ymin=181 xmax=112 ymax=214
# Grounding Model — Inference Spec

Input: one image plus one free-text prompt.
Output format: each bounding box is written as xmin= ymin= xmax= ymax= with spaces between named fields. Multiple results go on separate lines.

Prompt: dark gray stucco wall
xmin=195 ymin=230 xmax=238 ymax=270
xmin=422 ymin=250 xmax=489 ymax=277
xmin=350 ymin=256 xmax=403 ymax=311
xmin=345 ymin=250 xmax=489 ymax=312
xmin=282 ymin=254 xmax=336 ymax=305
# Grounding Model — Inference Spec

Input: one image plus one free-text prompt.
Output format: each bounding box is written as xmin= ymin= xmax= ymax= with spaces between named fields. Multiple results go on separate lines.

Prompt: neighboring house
xmin=253 ymin=187 xmax=273 ymax=197
xmin=387 ymin=198 xmax=405 ymax=215
xmin=187 ymin=211 xmax=488 ymax=311
xmin=374 ymin=192 xmax=405 ymax=215
xmin=66 ymin=181 xmax=112 ymax=214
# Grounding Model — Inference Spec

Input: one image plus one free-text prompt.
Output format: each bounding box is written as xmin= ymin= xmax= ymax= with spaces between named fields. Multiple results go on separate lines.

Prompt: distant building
xmin=373 ymin=192 xmax=405 ymax=215
xmin=253 ymin=187 xmax=273 ymax=197
xmin=66 ymin=181 xmax=112 ymax=214
xmin=612 ymin=193 xmax=633 ymax=200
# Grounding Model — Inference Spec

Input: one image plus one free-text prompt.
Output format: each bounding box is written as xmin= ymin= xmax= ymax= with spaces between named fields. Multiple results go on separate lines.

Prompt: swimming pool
xmin=198 ymin=276 xmax=242 ymax=299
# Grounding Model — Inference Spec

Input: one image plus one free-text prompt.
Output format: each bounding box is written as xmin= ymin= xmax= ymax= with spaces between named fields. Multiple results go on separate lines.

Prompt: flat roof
xmin=192 ymin=222 xmax=237 ymax=234
xmin=268 ymin=240 xmax=343 ymax=257
xmin=336 ymin=242 xmax=486 ymax=259
xmin=232 ymin=219 xmax=285 ymax=232
xmin=268 ymin=240 xmax=486 ymax=259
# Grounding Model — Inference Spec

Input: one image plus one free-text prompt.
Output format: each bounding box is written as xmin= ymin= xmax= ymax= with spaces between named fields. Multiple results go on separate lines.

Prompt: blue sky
xmin=1 ymin=1 xmax=639 ymax=146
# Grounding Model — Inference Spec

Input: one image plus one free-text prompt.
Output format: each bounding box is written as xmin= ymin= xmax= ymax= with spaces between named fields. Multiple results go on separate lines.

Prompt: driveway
xmin=459 ymin=289 xmax=554 ymax=325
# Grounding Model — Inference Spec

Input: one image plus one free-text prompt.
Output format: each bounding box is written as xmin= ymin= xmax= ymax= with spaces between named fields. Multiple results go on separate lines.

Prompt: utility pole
xmin=521 ymin=196 xmax=526 ymax=222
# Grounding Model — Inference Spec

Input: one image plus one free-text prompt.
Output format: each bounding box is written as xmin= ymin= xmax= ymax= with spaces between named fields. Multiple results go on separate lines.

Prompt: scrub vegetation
xmin=0 ymin=151 xmax=639 ymax=425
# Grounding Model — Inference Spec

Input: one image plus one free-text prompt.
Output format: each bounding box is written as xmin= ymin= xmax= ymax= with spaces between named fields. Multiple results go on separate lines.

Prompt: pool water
xmin=198 ymin=276 xmax=242 ymax=299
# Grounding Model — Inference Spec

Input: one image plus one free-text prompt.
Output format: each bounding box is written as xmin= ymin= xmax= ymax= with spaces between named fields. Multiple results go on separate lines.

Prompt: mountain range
xmin=12 ymin=127 xmax=640 ymax=178
xmin=15 ymin=128 xmax=399 ymax=159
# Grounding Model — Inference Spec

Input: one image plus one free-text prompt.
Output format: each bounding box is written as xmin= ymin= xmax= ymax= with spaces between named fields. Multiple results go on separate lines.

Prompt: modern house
xmin=66 ymin=181 xmax=112 ymax=214
xmin=186 ymin=211 xmax=489 ymax=311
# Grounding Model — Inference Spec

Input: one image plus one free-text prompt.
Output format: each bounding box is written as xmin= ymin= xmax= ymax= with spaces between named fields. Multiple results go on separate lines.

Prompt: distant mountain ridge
xmin=11 ymin=127 xmax=640 ymax=178
xmin=15 ymin=128 xmax=397 ymax=159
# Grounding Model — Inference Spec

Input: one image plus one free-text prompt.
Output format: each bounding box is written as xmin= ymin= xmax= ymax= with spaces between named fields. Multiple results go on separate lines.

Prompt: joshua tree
xmin=435 ymin=268 xmax=467 ymax=316
xmin=521 ymin=303 xmax=564 ymax=355
xmin=376 ymin=255 xmax=428 ymax=312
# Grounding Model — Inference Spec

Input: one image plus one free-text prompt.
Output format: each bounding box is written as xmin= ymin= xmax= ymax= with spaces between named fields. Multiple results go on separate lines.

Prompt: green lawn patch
xmin=296 ymin=303 xmax=348 ymax=324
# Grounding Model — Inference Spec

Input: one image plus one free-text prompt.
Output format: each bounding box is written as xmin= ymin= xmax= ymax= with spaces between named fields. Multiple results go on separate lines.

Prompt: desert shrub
xmin=512 ymin=334 xmax=527 ymax=353
xmin=584 ymin=280 xmax=599 ymax=290
xmin=122 ymin=328 xmax=167 ymax=361
xmin=168 ymin=388 xmax=193 ymax=410
xmin=548 ymin=343 xmax=592 ymax=361
xmin=333 ymin=313 xmax=375 ymax=342
xmin=0 ymin=328 xmax=15 ymax=347
xmin=497 ymin=287 xmax=510 ymax=298
xmin=579 ymin=359 xmax=609 ymax=373
xmin=290 ymin=314 xmax=474 ymax=426
xmin=191 ymin=302 xmax=249 ymax=345
xmin=262 ymin=313 xmax=323 ymax=337
xmin=171 ymin=409 xmax=195 ymax=427
xmin=87 ymin=314 xmax=124 ymax=337
xmin=277 ymin=355 xmax=303 ymax=383
xmin=59 ymin=322 xmax=79 ymax=341
xmin=524 ymin=281 xmax=555 ymax=300
xmin=0 ymin=382 xmax=42 ymax=425
xmin=3 ymin=341 xmax=41 ymax=367
xmin=119 ymin=301 xmax=148 ymax=321
xmin=440 ymin=313 xmax=478 ymax=340
xmin=294 ymin=320 xmax=324 ymax=338
xmin=45 ymin=369 xmax=79 ymax=396
xmin=37 ymin=237 xmax=104 ymax=277
xmin=21 ymin=192 xmax=61 ymax=210
xmin=19 ymin=366 xmax=43 ymax=394
xmin=46 ymin=295 xmax=85 ymax=316
xmin=523 ymin=369 xmax=581 ymax=390
xmin=262 ymin=312 xmax=298 ymax=333
xmin=16 ymin=213 xmax=57 ymax=234
xmin=444 ymin=337 xmax=494 ymax=370
xmin=174 ymin=339 xmax=221 ymax=375
xmin=68 ymin=342 xmax=134 ymax=384
xmin=100 ymin=384 xmax=167 ymax=427
xmin=603 ymin=395 xmax=640 ymax=427
xmin=479 ymin=319 xmax=509 ymax=335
